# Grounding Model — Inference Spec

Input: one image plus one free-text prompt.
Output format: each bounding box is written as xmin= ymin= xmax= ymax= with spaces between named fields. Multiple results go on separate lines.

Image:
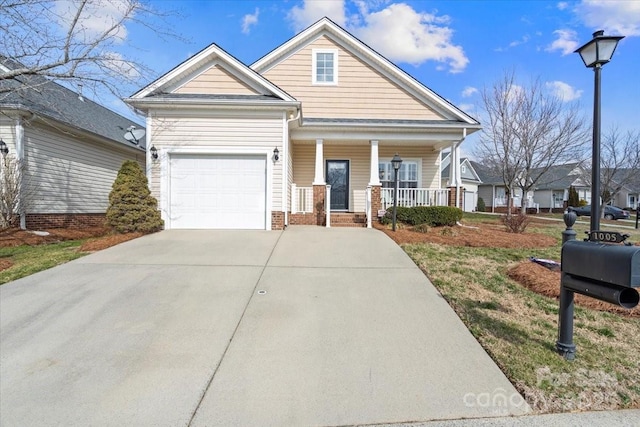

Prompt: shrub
xmin=500 ymin=212 xmax=531 ymax=233
xmin=106 ymin=160 xmax=164 ymax=233
xmin=568 ymin=186 xmax=579 ymax=207
xmin=578 ymin=199 xmax=588 ymax=207
xmin=477 ymin=197 xmax=486 ymax=212
xmin=382 ymin=206 xmax=463 ymax=227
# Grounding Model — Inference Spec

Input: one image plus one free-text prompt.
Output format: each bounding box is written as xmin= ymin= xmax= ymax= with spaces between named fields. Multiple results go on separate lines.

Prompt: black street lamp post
xmin=391 ymin=153 xmax=403 ymax=232
xmin=574 ymin=30 xmax=623 ymax=233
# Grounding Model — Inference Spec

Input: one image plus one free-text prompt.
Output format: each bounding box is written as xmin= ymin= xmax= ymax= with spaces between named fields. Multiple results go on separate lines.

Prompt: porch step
xmin=330 ymin=213 xmax=367 ymax=227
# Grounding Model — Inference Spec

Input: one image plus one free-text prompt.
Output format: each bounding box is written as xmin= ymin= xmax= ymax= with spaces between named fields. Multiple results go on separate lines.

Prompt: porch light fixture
xmin=575 ymin=30 xmax=624 ymax=233
xmin=0 ymin=139 xmax=8 ymax=158
xmin=150 ymin=145 xmax=158 ymax=160
xmin=391 ymin=153 xmax=403 ymax=232
xmin=273 ymin=147 xmax=279 ymax=162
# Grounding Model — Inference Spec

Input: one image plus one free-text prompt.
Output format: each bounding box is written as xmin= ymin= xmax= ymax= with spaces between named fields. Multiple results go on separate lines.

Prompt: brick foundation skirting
xmin=26 ymin=213 xmax=107 ymax=229
xmin=271 ymin=211 xmax=285 ymax=230
xmin=289 ymin=212 xmax=317 ymax=225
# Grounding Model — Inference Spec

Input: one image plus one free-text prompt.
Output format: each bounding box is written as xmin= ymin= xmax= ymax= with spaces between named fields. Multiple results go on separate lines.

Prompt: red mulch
xmin=373 ymin=221 xmax=557 ymax=248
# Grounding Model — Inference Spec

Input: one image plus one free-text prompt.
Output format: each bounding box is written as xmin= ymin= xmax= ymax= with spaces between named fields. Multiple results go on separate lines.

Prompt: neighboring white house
xmin=126 ymin=17 xmax=480 ymax=230
xmin=532 ymin=163 xmax=590 ymax=212
xmin=441 ymin=154 xmax=482 ymax=212
xmin=0 ymin=57 xmax=146 ymax=229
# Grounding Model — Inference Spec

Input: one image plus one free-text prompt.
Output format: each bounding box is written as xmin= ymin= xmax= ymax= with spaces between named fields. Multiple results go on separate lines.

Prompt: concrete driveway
xmin=0 ymin=227 xmax=529 ymax=426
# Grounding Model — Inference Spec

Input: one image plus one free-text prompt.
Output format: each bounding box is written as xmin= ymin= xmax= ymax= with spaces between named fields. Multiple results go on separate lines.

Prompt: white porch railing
xmin=494 ymin=197 xmax=522 ymax=208
xmin=291 ymin=184 xmax=313 ymax=214
xmin=381 ymin=188 xmax=450 ymax=210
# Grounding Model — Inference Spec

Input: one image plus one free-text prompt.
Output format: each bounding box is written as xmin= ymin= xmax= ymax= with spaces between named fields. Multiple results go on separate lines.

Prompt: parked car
xmin=568 ymin=205 xmax=630 ymax=220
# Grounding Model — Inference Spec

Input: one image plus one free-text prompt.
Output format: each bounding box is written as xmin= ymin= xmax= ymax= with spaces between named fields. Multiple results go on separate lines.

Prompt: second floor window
xmin=313 ymin=50 xmax=338 ymax=84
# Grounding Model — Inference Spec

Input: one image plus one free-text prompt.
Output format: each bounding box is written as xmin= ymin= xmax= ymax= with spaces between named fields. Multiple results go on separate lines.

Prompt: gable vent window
xmin=313 ymin=49 xmax=338 ymax=85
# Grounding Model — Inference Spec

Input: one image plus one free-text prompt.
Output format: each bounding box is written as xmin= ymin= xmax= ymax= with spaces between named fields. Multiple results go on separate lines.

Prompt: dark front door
xmin=326 ymin=160 xmax=349 ymax=210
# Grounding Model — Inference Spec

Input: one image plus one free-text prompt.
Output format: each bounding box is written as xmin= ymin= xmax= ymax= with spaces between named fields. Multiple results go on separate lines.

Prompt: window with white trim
xmin=461 ymin=165 xmax=466 ymax=174
xmin=379 ymin=161 xmax=419 ymax=188
xmin=312 ymin=49 xmax=338 ymax=85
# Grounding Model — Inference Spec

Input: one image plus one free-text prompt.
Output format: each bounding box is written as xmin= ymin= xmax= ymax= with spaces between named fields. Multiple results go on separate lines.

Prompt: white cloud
xmin=509 ymin=35 xmax=530 ymax=48
xmin=54 ymin=0 xmax=131 ymax=43
xmin=353 ymin=3 xmax=468 ymax=73
xmin=575 ymin=0 xmax=640 ymax=36
xmin=557 ymin=2 xmax=569 ymax=11
xmin=462 ymin=86 xmax=478 ymax=98
xmin=286 ymin=1 xmax=469 ymax=73
xmin=546 ymin=80 xmax=583 ymax=101
xmin=101 ymin=52 xmax=140 ymax=78
xmin=287 ymin=0 xmax=346 ymax=32
xmin=242 ymin=8 xmax=260 ymax=34
xmin=546 ymin=29 xmax=579 ymax=55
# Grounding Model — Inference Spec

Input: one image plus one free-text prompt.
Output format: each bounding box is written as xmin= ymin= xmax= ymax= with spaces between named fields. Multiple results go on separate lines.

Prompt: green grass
xmin=0 ymin=240 xmax=89 ymax=285
xmin=403 ymin=217 xmax=640 ymax=413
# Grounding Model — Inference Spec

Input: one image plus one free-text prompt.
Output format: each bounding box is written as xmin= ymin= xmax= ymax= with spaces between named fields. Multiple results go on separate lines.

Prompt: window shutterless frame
xmin=312 ymin=49 xmax=338 ymax=85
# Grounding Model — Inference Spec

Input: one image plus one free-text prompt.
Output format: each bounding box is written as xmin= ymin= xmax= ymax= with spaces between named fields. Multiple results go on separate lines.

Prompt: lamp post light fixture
xmin=149 ymin=145 xmax=158 ymax=160
xmin=575 ymin=30 xmax=624 ymax=233
xmin=391 ymin=153 xmax=403 ymax=232
xmin=273 ymin=147 xmax=279 ymax=162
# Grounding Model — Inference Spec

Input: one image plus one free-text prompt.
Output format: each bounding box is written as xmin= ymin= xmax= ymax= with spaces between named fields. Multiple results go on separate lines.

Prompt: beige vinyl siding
xmin=24 ymin=124 xmax=143 ymax=214
xmin=291 ymin=142 xmax=441 ymax=212
xmin=149 ymin=113 xmax=284 ymax=210
xmin=262 ymin=36 xmax=441 ymax=120
xmin=173 ymin=65 xmax=258 ymax=95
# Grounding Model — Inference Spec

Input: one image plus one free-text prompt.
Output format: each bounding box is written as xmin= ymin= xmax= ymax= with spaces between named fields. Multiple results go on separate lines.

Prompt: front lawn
xmin=0 ymin=229 xmax=141 ymax=285
xmin=381 ymin=213 xmax=640 ymax=412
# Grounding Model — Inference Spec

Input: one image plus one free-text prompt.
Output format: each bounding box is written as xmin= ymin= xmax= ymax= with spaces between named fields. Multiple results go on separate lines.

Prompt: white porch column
xmin=368 ymin=140 xmax=381 ymax=186
xmin=454 ymin=144 xmax=462 ymax=208
xmin=448 ymin=142 xmax=458 ymax=187
xmin=313 ymin=138 xmax=325 ymax=185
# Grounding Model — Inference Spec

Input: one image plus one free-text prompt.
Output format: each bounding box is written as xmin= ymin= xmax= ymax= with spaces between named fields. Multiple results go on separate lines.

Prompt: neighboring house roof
xmin=533 ymin=163 xmax=588 ymax=190
xmin=470 ymin=161 xmax=504 ymax=186
xmin=251 ymin=17 xmax=480 ymax=128
xmin=0 ymin=57 xmax=145 ymax=149
xmin=441 ymin=156 xmax=482 ymax=183
xmin=610 ymin=168 xmax=640 ymax=193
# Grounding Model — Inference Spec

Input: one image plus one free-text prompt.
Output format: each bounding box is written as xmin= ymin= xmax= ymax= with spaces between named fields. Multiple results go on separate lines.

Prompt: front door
xmin=326 ymin=160 xmax=349 ymax=210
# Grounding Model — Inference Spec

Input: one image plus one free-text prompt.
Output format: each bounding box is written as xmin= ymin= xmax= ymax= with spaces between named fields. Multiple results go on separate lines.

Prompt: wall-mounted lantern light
xmin=273 ymin=147 xmax=280 ymax=162
xmin=0 ymin=139 xmax=8 ymax=157
xmin=150 ymin=145 xmax=158 ymax=160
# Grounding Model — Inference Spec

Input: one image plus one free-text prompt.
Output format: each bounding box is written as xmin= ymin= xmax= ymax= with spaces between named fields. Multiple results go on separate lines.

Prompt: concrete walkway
xmin=1 ymin=227 xmax=529 ymax=426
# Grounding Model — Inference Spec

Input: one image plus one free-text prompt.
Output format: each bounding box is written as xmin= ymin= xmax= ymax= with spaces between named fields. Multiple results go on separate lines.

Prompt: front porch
xmin=289 ymin=184 xmax=454 ymax=227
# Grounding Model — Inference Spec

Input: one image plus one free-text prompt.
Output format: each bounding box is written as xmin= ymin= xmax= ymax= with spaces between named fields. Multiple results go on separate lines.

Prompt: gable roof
xmin=1 ymin=57 xmax=145 ymax=149
xmin=251 ymin=17 xmax=480 ymax=128
xmin=128 ymin=43 xmax=297 ymax=106
xmin=470 ymin=161 xmax=505 ymax=186
xmin=441 ymin=157 xmax=481 ymax=183
xmin=532 ymin=163 xmax=587 ymax=190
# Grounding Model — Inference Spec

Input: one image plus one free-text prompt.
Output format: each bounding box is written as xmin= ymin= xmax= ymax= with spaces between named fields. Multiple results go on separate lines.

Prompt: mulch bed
xmin=373 ymin=221 xmax=556 ymax=248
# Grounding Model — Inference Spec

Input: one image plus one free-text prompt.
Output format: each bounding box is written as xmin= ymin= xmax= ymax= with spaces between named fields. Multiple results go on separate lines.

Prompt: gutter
xmin=283 ymin=108 xmax=302 ymax=227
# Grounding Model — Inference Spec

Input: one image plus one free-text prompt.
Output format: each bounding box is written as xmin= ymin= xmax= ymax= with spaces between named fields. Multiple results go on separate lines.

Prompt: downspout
xmin=454 ymin=128 xmax=467 ymax=209
xmin=15 ymin=112 xmax=35 ymax=229
xmin=283 ymin=108 xmax=301 ymax=228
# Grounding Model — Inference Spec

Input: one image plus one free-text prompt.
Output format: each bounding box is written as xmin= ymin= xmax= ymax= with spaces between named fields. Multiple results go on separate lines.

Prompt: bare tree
xmin=0 ymin=0 xmax=183 ymax=99
xmin=582 ymin=126 xmax=640 ymax=206
xmin=474 ymin=71 xmax=589 ymax=214
xmin=0 ymin=158 xmax=26 ymax=228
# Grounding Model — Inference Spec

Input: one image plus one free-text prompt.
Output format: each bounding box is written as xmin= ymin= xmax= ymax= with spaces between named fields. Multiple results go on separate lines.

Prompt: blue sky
xmin=113 ymin=0 xmax=639 ymax=155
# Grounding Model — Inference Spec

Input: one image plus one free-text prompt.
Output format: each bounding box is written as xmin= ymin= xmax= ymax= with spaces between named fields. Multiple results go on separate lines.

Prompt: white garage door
xmin=169 ymin=154 xmax=266 ymax=229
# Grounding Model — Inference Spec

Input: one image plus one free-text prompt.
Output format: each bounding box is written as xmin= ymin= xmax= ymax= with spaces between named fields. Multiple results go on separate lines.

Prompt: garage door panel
xmin=169 ymin=155 xmax=266 ymax=229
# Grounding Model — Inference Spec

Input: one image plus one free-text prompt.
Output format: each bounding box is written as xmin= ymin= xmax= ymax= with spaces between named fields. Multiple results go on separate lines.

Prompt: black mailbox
xmin=561 ymin=240 xmax=640 ymax=308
